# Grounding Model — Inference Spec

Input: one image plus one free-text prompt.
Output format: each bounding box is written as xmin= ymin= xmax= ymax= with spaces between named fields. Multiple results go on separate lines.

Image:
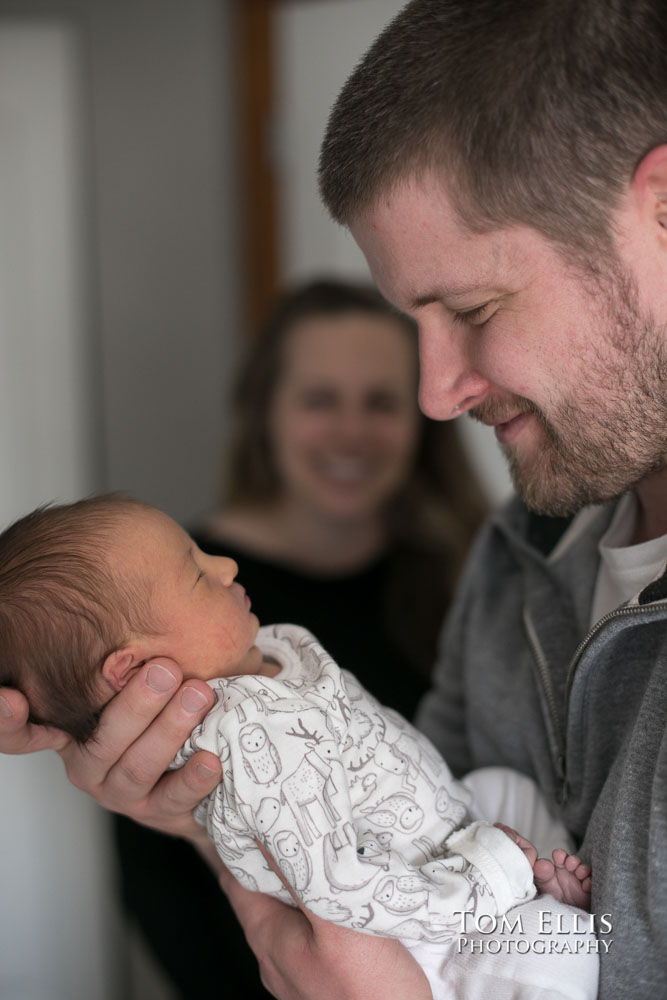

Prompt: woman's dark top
xmin=113 ymin=532 xmax=435 ymax=999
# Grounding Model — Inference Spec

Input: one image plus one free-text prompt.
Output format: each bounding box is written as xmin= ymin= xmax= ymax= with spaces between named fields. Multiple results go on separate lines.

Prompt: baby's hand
xmin=494 ymin=822 xmax=537 ymax=867
xmin=495 ymin=823 xmax=592 ymax=910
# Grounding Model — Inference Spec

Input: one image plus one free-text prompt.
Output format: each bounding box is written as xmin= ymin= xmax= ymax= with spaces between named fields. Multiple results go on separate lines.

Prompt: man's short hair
xmin=0 ymin=495 xmax=155 ymax=743
xmin=319 ymin=0 xmax=667 ymax=259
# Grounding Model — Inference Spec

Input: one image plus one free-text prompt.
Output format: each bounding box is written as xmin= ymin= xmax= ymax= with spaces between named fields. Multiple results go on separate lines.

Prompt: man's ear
xmin=102 ymin=648 xmax=144 ymax=692
xmin=630 ymin=145 xmax=667 ymax=240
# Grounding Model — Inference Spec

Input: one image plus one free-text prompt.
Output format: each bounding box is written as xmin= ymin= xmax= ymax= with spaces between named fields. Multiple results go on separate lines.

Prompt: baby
xmin=0 ymin=496 xmax=597 ymax=995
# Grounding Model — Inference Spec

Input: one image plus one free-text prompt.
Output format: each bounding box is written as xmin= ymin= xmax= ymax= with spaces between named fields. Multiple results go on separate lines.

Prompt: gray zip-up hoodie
xmin=417 ymin=496 xmax=667 ymax=999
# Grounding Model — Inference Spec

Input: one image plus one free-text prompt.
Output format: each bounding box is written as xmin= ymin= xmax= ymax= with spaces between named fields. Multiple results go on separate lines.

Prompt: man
xmin=2 ymin=1 xmax=666 ymax=997
xmin=317 ymin=3 xmax=667 ymax=996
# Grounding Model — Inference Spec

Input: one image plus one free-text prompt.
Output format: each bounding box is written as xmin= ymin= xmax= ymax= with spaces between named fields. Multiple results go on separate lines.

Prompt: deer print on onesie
xmin=172 ymin=625 xmax=536 ymax=943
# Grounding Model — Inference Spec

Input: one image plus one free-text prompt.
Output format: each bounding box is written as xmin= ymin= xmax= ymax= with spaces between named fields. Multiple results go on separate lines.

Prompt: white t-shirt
xmin=590 ymin=493 xmax=667 ymax=625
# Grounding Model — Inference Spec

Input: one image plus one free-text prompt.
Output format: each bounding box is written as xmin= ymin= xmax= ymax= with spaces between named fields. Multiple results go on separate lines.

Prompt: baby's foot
xmin=495 ymin=825 xmax=592 ymax=910
xmin=533 ymin=849 xmax=592 ymax=910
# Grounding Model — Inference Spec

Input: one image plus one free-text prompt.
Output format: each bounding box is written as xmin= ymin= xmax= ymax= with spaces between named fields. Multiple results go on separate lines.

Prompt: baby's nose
xmin=218 ymin=557 xmax=238 ymax=583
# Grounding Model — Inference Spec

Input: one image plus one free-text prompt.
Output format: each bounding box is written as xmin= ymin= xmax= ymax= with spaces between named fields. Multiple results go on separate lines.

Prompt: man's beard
xmin=470 ymin=263 xmax=667 ymax=517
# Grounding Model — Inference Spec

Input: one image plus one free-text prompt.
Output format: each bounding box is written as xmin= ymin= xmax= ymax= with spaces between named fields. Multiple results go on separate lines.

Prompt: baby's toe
xmin=552 ymin=848 xmax=568 ymax=866
xmin=534 ymin=857 xmax=555 ymax=881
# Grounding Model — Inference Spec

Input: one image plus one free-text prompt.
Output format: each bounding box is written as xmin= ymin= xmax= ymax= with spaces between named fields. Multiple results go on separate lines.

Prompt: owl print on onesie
xmin=172 ymin=624 xmax=536 ymax=942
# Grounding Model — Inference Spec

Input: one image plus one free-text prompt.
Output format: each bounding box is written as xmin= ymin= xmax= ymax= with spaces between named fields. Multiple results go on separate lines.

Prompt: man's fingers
xmin=169 ymin=749 xmax=222 ymax=808
xmin=61 ymin=659 xmax=179 ymax=793
xmin=2 ymin=661 xmax=221 ymax=844
xmin=102 ymin=678 xmax=218 ymax=807
xmin=61 ymin=659 xmax=216 ymax=809
xmin=0 ymin=688 xmax=70 ymax=754
xmin=144 ymin=749 xmax=222 ymax=824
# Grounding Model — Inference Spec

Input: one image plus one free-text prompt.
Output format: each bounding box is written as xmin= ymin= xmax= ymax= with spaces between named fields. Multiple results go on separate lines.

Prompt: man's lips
xmin=470 ymin=400 xmax=536 ymax=446
xmin=491 ymin=412 xmax=532 ymax=445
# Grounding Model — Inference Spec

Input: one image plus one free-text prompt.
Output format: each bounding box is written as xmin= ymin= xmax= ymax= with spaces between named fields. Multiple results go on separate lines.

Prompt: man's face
xmin=350 ymin=175 xmax=667 ymax=515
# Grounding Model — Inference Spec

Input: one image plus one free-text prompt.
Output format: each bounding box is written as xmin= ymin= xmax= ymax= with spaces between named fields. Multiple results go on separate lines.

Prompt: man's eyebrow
xmin=407 ymin=283 xmax=485 ymax=309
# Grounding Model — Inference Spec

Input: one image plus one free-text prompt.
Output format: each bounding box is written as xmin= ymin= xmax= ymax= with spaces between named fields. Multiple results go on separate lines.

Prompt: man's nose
xmin=417 ymin=319 xmax=490 ymax=420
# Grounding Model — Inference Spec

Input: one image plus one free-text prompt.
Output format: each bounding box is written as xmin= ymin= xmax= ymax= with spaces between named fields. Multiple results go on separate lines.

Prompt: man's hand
xmin=221 ymin=865 xmax=433 ymax=1000
xmin=0 ymin=659 xmax=222 ymax=839
xmin=0 ymin=686 xmax=70 ymax=754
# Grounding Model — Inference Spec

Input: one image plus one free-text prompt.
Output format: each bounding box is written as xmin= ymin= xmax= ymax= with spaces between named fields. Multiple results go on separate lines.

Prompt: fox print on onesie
xmin=172 ymin=625 xmax=535 ymax=941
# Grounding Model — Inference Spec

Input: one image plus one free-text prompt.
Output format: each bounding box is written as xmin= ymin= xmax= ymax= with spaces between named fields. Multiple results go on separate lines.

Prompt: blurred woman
xmin=113 ymin=278 xmax=487 ymax=998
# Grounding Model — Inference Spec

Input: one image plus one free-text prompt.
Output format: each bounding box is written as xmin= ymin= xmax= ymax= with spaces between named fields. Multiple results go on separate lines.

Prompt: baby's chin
xmin=233 ymin=644 xmax=268 ymax=677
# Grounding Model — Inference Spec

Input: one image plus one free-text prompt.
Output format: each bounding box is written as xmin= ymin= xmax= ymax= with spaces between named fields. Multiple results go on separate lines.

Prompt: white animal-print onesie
xmin=173 ymin=625 xmax=535 ymax=943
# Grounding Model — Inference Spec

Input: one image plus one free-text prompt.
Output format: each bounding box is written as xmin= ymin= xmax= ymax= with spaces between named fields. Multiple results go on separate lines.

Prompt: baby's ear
xmin=102 ymin=648 xmax=142 ymax=692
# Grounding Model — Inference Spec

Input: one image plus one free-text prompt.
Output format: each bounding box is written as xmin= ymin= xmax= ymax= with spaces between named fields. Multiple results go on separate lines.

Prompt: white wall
xmin=0 ymin=20 xmax=99 ymax=526
xmin=0 ymin=21 xmax=122 ymax=1000
xmin=274 ymin=0 xmax=513 ymax=507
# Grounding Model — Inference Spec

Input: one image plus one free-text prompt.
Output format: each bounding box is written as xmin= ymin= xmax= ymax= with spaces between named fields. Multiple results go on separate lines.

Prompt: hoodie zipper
xmin=564 ymin=599 xmax=667 ymax=704
xmin=523 ymin=609 xmax=567 ymax=796
xmin=525 ymin=599 xmax=667 ymax=804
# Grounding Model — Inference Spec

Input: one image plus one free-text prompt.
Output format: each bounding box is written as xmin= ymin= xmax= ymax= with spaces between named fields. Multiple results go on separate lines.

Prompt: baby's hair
xmin=0 ymin=494 xmax=157 ymax=743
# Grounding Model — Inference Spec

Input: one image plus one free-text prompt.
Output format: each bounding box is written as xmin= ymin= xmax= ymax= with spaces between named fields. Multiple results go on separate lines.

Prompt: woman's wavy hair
xmin=223 ymin=278 xmax=488 ymax=675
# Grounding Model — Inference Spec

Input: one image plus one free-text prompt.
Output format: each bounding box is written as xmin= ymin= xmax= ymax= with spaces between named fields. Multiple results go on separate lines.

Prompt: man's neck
xmin=631 ymin=466 xmax=667 ymax=544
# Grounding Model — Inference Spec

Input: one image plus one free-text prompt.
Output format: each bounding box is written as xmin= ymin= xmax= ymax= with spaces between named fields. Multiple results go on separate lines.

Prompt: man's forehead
xmin=351 ymin=185 xmax=531 ymax=310
xmin=365 ymin=236 xmax=511 ymax=314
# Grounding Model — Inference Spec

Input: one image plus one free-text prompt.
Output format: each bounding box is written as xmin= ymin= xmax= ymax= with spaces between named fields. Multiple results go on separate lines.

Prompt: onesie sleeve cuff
xmin=446 ymin=820 xmax=536 ymax=913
